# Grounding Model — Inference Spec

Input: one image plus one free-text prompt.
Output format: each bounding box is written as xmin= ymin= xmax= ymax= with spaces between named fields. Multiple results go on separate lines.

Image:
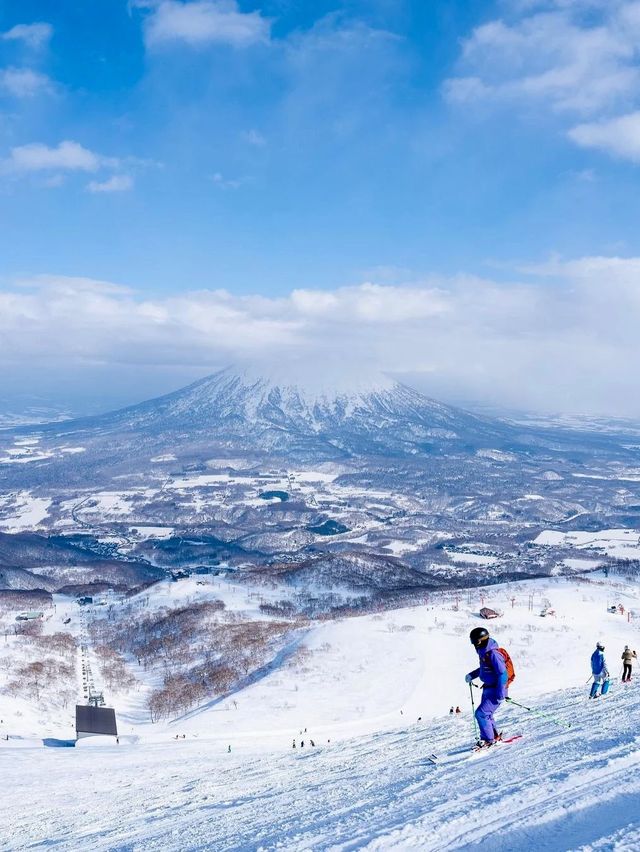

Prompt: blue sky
xmin=1 ymin=1 xmax=640 ymax=414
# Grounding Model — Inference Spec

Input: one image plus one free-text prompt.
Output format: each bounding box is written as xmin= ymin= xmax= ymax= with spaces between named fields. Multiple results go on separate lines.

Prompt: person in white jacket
xmin=621 ymin=646 xmax=637 ymax=683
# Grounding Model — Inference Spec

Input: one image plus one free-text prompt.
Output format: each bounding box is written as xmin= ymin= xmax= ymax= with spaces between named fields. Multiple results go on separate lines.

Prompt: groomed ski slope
xmin=5 ymin=572 xmax=637 ymax=748
xmin=3 ymin=680 xmax=640 ymax=851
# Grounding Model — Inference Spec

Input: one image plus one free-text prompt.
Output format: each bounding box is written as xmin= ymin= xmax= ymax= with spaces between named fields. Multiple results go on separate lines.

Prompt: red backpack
xmin=485 ymin=647 xmax=516 ymax=687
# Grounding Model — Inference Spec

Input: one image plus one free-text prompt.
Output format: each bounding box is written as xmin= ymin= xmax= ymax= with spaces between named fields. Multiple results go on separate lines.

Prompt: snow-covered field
xmin=1 ymin=571 xmax=640 ymax=849
xmin=0 ymin=435 xmax=85 ymax=465
xmin=536 ymin=528 xmax=640 ymax=560
xmin=0 ymin=491 xmax=52 ymax=531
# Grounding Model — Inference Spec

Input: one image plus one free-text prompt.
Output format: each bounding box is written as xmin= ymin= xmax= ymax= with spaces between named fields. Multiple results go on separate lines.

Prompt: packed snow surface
xmin=2 ymin=572 xmax=640 ymax=850
xmin=4 ymin=683 xmax=640 ymax=852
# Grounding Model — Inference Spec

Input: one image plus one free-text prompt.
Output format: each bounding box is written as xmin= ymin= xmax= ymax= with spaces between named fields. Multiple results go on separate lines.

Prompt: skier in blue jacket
xmin=466 ymin=627 xmax=508 ymax=747
xmin=589 ymin=642 xmax=610 ymax=698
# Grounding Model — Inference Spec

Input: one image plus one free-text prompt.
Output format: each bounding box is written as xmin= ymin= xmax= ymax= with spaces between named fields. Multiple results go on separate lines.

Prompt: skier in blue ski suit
xmin=466 ymin=627 xmax=508 ymax=744
xmin=589 ymin=642 xmax=610 ymax=698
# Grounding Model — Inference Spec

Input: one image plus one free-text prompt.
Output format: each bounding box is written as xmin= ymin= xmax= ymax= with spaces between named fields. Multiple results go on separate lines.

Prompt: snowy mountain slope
xmin=2 ymin=572 xmax=640 ymax=850
xmin=0 ymin=531 xmax=162 ymax=591
xmin=262 ymin=549 xmax=439 ymax=594
xmin=3 ymin=571 xmax=639 ymax=744
xmin=0 ymin=564 xmax=53 ymax=591
xmin=23 ymin=366 xmax=636 ymax=461
xmin=26 ymin=366 xmax=509 ymax=460
xmin=3 ymin=682 xmax=640 ymax=851
xmin=7 ymin=366 xmax=622 ymax=482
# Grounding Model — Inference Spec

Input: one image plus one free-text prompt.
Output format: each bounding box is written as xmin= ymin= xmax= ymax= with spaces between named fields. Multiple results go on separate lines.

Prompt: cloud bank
xmin=2 ymin=259 xmax=639 ymax=416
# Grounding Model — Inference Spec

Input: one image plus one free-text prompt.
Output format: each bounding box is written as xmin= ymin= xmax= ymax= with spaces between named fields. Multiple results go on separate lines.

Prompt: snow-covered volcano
xmin=6 ymin=365 xmax=634 ymax=500
xmin=45 ymin=366 xmax=507 ymax=461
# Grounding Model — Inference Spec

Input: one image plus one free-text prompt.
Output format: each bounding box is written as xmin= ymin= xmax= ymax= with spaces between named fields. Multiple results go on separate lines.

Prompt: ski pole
xmin=469 ymin=682 xmax=480 ymax=741
xmin=505 ymin=697 xmax=572 ymax=729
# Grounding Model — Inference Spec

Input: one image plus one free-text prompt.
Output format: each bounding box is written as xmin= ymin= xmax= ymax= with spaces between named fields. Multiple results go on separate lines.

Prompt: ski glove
xmin=465 ymin=673 xmax=474 ymax=684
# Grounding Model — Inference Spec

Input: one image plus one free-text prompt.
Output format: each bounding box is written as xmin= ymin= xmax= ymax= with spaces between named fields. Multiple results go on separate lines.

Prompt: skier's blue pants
xmin=590 ymin=677 xmax=610 ymax=698
xmin=475 ymin=689 xmax=502 ymax=741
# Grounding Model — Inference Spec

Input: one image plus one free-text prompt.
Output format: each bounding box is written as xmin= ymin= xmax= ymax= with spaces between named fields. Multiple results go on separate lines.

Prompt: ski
xmin=428 ymin=734 xmax=523 ymax=766
xmin=472 ymin=734 xmax=523 ymax=753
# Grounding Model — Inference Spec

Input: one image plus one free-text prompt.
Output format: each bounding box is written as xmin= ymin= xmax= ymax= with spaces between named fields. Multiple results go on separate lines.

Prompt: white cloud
xmin=5 ymin=140 xmax=115 ymax=173
xmin=0 ymin=67 xmax=52 ymax=97
xmin=87 ymin=174 xmax=134 ymax=193
xmin=290 ymin=283 xmax=450 ymax=323
xmin=138 ymin=1 xmax=270 ymax=48
xmin=3 ymin=142 xmax=151 ymax=190
xmin=4 ymin=259 xmax=640 ymax=415
xmin=568 ymin=111 xmax=640 ymax=161
xmin=521 ymin=254 xmax=640 ymax=296
xmin=445 ymin=4 xmax=640 ymax=115
xmin=1 ymin=22 xmax=53 ymax=49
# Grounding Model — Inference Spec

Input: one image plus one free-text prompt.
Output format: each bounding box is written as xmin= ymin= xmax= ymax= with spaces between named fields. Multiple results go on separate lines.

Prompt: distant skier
xmin=449 ymin=706 xmax=454 ymax=715
xmin=465 ymin=627 xmax=509 ymax=748
xmin=621 ymin=646 xmax=637 ymax=682
xmin=590 ymin=642 xmax=610 ymax=698
xmin=455 ymin=706 xmax=462 ymax=715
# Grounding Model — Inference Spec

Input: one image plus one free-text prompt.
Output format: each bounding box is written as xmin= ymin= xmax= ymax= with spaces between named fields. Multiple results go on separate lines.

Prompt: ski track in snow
xmin=3 ymin=684 xmax=640 ymax=851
